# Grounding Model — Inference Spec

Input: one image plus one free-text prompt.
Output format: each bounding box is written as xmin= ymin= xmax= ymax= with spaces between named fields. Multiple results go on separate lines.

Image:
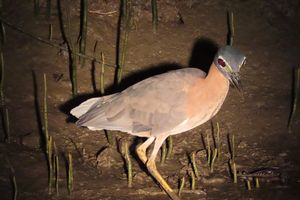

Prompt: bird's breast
xmin=168 ymin=80 xmax=230 ymax=136
xmin=185 ymin=77 xmax=230 ymax=126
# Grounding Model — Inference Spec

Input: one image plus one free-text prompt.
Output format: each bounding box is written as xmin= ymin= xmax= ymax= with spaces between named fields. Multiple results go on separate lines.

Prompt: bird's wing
xmin=70 ymin=94 xmax=117 ymax=118
xmin=77 ymin=68 xmax=206 ymax=135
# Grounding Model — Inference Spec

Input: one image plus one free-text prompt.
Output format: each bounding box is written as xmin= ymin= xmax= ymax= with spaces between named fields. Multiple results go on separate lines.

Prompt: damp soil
xmin=1 ymin=0 xmax=300 ymax=200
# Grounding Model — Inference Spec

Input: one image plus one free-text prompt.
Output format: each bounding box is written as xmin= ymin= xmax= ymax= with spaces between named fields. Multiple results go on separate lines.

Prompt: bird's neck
xmin=185 ymin=63 xmax=231 ymax=127
xmin=205 ymin=63 xmax=229 ymax=87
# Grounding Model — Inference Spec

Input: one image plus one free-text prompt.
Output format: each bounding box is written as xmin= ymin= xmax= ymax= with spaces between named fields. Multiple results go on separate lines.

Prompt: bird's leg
xmin=146 ymin=136 xmax=180 ymax=200
xmin=136 ymin=137 xmax=155 ymax=164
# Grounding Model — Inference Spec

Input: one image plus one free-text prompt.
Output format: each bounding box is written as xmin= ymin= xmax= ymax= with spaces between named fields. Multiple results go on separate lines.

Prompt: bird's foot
xmin=146 ymin=160 xmax=180 ymax=200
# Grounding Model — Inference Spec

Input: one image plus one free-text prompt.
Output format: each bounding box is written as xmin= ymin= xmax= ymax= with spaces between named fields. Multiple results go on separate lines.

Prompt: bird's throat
xmin=205 ymin=63 xmax=229 ymax=86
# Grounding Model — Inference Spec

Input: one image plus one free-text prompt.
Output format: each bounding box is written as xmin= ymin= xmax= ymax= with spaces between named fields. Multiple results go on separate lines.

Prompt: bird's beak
xmin=230 ymin=73 xmax=243 ymax=93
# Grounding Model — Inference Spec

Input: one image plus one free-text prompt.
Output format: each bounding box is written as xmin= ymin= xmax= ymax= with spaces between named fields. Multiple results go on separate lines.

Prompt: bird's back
xmin=73 ymin=68 xmax=206 ymax=137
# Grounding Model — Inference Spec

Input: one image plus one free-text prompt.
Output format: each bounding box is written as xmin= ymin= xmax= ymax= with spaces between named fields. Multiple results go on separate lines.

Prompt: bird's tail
xmin=70 ymin=97 xmax=102 ymax=118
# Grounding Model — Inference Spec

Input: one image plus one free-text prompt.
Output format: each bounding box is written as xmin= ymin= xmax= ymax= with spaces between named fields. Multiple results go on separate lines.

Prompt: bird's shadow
xmin=188 ymin=37 xmax=219 ymax=74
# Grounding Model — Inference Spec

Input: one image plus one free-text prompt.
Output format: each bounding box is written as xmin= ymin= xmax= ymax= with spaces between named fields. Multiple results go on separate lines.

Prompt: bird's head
xmin=214 ymin=46 xmax=246 ymax=92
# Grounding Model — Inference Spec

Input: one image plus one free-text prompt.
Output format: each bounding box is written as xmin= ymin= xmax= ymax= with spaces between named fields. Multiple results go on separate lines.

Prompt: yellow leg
xmin=146 ymin=136 xmax=180 ymax=200
xmin=136 ymin=137 xmax=155 ymax=164
xmin=147 ymin=159 xmax=180 ymax=200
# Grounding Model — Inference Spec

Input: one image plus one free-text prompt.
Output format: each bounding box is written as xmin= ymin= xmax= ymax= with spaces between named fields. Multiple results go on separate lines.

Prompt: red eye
xmin=217 ymin=58 xmax=226 ymax=67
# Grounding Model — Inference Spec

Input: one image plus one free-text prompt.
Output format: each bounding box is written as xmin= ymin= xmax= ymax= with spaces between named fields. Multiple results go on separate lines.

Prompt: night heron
xmin=71 ymin=45 xmax=246 ymax=200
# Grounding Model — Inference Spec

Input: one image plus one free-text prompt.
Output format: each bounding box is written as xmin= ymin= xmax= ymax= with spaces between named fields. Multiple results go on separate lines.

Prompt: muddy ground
xmin=0 ymin=0 xmax=300 ymax=199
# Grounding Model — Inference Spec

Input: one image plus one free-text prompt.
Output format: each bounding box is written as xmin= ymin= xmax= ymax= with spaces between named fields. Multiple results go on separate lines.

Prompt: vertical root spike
xmin=178 ymin=177 xmax=185 ymax=196
xmin=232 ymin=161 xmax=237 ymax=183
xmin=189 ymin=170 xmax=196 ymax=190
xmin=246 ymin=179 xmax=251 ymax=190
xmin=166 ymin=136 xmax=173 ymax=159
xmin=151 ymin=0 xmax=158 ymax=33
xmin=255 ymin=177 xmax=260 ymax=188
xmin=210 ymin=148 xmax=218 ymax=173
xmin=122 ymin=141 xmax=133 ymax=187
xmin=68 ymin=152 xmax=73 ymax=194
xmin=160 ymin=141 xmax=167 ymax=164
xmin=100 ymin=52 xmax=105 ymax=95
xmin=12 ymin=175 xmax=17 ymax=200
xmin=190 ymin=151 xmax=199 ymax=177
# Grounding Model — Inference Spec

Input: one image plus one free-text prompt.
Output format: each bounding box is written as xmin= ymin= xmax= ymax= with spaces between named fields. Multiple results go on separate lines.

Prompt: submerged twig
xmin=0 ymin=20 xmax=6 ymax=45
xmin=206 ymin=134 xmax=211 ymax=166
xmin=92 ymin=46 xmax=114 ymax=145
xmin=0 ymin=43 xmax=9 ymax=142
xmin=79 ymin=0 xmax=88 ymax=67
xmin=117 ymin=0 xmax=131 ymax=84
xmin=0 ymin=49 xmax=4 ymax=104
xmin=216 ymin=122 xmax=221 ymax=160
xmin=53 ymin=141 xmax=59 ymax=195
xmin=151 ymin=0 xmax=158 ymax=33
xmin=70 ymin=45 xmax=78 ymax=96
xmin=227 ymin=11 xmax=234 ymax=46
xmin=55 ymin=154 xmax=59 ymax=195
xmin=34 ymin=0 xmax=40 ymax=16
xmin=9 ymin=167 xmax=18 ymax=200
xmin=12 ymin=174 xmax=17 ymax=200
xmin=104 ymin=130 xmax=114 ymax=146
xmin=6 ymin=159 xmax=17 ymax=200
xmin=229 ymin=134 xmax=235 ymax=162
xmin=46 ymin=0 xmax=52 ymax=18
xmin=4 ymin=107 xmax=10 ymax=142
xmin=288 ymin=67 xmax=300 ymax=133
xmin=47 ymin=136 xmax=53 ymax=194
xmin=43 ymin=74 xmax=49 ymax=152
xmin=63 ymin=1 xmax=78 ymax=96
xmin=48 ymin=24 xmax=53 ymax=41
